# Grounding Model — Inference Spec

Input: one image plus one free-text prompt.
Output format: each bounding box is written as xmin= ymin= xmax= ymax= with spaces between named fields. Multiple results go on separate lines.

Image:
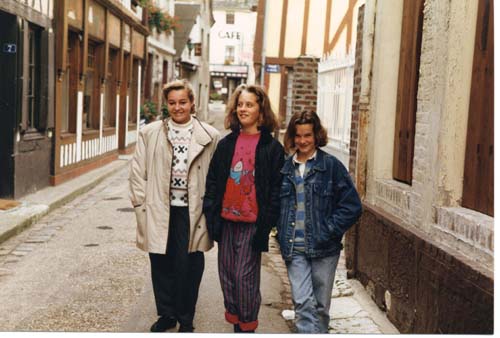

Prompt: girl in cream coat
xmin=129 ymin=80 xmax=219 ymax=332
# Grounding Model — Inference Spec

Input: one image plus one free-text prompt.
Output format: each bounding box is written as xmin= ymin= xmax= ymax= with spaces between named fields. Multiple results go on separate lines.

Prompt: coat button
xmin=291 ymin=222 xmax=295 ymax=226
xmin=289 ymin=239 xmax=293 ymax=243
xmin=197 ymin=225 xmax=201 ymax=228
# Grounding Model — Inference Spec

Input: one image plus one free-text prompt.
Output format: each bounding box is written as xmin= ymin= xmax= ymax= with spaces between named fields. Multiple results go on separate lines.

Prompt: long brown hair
xmin=283 ymin=111 xmax=328 ymax=154
xmin=162 ymin=79 xmax=196 ymax=114
xmin=224 ymin=84 xmax=279 ymax=132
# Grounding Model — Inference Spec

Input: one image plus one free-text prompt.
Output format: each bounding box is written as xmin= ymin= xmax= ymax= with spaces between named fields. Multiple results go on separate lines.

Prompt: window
xmin=26 ymin=24 xmax=41 ymax=131
xmin=105 ymin=47 xmax=119 ymax=127
xmin=129 ymin=58 xmax=141 ymax=125
xmin=62 ymin=31 xmax=82 ymax=133
xmin=225 ymin=46 xmax=235 ymax=64
xmin=162 ymin=60 xmax=169 ymax=85
xmin=226 ymin=12 xmax=235 ymax=24
xmin=462 ymin=0 xmax=494 ymax=216
xmin=392 ymin=0 xmax=424 ymax=184
xmin=84 ymin=40 xmax=104 ymax=130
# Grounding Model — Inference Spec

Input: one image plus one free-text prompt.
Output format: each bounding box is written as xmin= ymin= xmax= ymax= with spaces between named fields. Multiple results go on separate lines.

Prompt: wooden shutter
xmin=462 ymin=0 xmax=494 ymax=216
xmin=393 ymin=0 xmax=424 ymax=184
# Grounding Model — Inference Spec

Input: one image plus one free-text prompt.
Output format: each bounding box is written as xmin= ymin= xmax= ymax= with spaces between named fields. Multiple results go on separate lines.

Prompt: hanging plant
xmin=147 ymin=4 xmax=180 ymax=35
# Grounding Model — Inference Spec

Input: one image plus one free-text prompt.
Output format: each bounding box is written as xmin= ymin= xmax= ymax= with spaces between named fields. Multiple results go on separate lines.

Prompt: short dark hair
xmin=283 ymin=111 xmax=328 ymax=154
xmin=162 ymin=79 xmax=196 ymax=114
xmin=224 ymin=84 xmax=279 ymax=132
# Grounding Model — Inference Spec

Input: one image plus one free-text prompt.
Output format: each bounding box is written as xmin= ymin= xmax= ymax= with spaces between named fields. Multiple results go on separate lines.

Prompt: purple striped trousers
xmin=218 ymin=220 xmax=261 ymax=331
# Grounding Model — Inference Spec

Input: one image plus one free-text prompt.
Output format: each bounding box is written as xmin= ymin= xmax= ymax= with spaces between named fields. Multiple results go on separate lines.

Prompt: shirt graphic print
xmin=221 ymin=132 xmax=261 ymax=223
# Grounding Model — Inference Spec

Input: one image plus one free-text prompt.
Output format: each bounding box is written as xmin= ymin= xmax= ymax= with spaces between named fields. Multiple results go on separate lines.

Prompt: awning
xmin=209 ymin=64 xmax=248 ymax=77
xmin=174 ymin=3 xmax=201 ymax=58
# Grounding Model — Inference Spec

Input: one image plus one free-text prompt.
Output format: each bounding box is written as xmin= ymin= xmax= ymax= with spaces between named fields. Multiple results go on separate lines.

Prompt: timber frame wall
xmin=53 ymin=0 xmax=149 ymax=185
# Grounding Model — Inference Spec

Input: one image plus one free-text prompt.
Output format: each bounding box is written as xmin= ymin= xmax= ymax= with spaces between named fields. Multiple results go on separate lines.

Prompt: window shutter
xmin=39 ymin=29 xmax=49 ymax=130
xmin=393 ymin=0 xmax=424 ymax=184
xmin=462 ymin=0 xmax=494 ymax=216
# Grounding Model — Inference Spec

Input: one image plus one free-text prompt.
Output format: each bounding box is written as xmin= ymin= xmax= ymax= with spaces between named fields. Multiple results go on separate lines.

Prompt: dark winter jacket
xmin=203 ymin=128 xmax=285 ymax=252
xmin=277 ymin=149 xmax=362 ymax=260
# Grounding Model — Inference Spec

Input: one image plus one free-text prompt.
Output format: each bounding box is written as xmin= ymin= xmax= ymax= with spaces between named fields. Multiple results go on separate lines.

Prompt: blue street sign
xmin=3 ymin=43 xmax=17 ymax=54
xmin=265 ymin=64 xmax=280 ymax=73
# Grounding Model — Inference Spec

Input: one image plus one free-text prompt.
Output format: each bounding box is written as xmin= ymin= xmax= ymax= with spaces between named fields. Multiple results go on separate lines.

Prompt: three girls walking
xmin=130 ymin=78 xmax=361 ymax=333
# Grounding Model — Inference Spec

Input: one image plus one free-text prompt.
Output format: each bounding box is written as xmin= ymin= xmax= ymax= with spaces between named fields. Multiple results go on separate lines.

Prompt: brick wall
xmin=348 ymin=5 xmax=365 ymax=177
xmin=292 ymin=56 xmax=319 ymax=116
xmin=344 ymin=4 xmax=365 ymax=279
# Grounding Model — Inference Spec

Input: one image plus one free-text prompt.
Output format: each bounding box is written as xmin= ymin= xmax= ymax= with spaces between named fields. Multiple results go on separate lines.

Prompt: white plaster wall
xmin=268 ymin=73 xmax=281 ymax=118
xmin=210 ymin=10 xmax=257 ymax=66
xmin=436 ymin=0 xmax=478 ymax=207
xmin=305 ymin=0 xmax=327 ymax=56
xmin=284 ymin=0 xmax=304 ymax=58
xmin=266 ymin=0 xmax=283 ymax=57
xmin=365 ymin=0 xmax=404 ymax=205
xmin=363 ymin=0 xmax=492 ymax=269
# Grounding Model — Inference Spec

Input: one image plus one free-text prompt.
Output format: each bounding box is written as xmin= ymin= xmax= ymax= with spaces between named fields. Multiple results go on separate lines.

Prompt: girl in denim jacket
xmin=277 ymin=111 xmax=362 ymax=333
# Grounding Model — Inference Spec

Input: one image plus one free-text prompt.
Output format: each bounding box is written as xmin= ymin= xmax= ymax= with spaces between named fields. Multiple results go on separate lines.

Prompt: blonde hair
xmin=162 ymin=79 xmax=196 ymax=114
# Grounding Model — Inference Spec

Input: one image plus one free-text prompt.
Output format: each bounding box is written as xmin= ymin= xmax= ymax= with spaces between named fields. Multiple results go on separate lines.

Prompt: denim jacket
xmin=277 ymin=149 xmax=362 ymax=261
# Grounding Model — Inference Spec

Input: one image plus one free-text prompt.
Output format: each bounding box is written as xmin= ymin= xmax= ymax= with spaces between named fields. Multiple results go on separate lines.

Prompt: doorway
xmin=0 ymin=11 xmax=19 ymax=198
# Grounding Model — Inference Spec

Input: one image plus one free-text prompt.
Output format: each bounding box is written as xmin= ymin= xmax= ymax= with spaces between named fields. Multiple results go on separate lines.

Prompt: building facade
xmin=253 ymin=0 xmax=364 ymax=131
xmin=143 ymin=0 xmax=176 ymax=118
xmin=346 ymin=1 xmax=493 ymax=333
xmin=0 ymin=0 xmax=54 ymax=199
xmin=209 ymin=0 xmax=257 ymax=102
xmin=174 ymin=0 xmax=213 ymax=122
xmin=53 ymin=0 xmax=149 ymax=185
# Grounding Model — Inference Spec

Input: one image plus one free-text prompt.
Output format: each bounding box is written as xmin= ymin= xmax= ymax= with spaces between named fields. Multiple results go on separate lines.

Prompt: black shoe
xmin=178 ymin=324 xmax=194 ymax=332
xmin=150 ymin=316 xmax=177 ymax=332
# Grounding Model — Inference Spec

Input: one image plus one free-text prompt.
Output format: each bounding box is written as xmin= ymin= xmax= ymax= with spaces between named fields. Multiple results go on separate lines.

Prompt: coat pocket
xmin=134 ymin=205 xmax=147 ymax=235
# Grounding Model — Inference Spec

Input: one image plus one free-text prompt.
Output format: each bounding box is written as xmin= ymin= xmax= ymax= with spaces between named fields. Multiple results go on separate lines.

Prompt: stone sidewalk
xmin=265 ymin=236 xmax=399 ymax=334
xmin=0 ymin=156 xmax=131 ymax=246
xmin=0 ymin=154 xmax=399 ymax=335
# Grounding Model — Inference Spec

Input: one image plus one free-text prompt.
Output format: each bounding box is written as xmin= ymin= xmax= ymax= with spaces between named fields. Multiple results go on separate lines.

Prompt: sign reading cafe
xmin=218 ymin=31 xmax=241 ymax=40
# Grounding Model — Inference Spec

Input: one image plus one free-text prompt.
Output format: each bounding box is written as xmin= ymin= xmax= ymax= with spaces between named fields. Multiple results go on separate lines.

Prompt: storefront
xmin=53 ymin=0 xmax=148 ymax=185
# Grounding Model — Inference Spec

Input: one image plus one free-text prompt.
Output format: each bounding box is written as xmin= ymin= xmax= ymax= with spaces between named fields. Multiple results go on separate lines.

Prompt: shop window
xmin=129 ymin=58 xmax=141 ymax=125
xmin=24 ymin=24 xmax=41 ymax=132
xmin=225 ymin=46 xmax=235 ymax=64
xmin=392 ymin=0 xmax=424 ymax=184
xmin=61 ymin=31 xmax=81 ymax=133
xmin=84 ymin=40 xmax=104 ymax=130
xmin=105 ymin=47 xmax=119 ymax=127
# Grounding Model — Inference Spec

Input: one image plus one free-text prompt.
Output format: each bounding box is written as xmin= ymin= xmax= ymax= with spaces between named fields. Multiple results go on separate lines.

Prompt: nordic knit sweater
xmin=167 ymin=117 xmax=193 ymax=206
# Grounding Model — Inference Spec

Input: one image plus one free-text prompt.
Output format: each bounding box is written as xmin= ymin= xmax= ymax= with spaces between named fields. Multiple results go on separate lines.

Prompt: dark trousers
xmin=218 ymin=221 xmax=261 ymax=331
xmin=149 ymin=206 xmax=204 ymax=327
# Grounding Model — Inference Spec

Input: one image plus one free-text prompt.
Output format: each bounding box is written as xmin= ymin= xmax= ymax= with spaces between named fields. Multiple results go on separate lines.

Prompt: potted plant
xmin=140 ymin=101 xmax=159 ymax=124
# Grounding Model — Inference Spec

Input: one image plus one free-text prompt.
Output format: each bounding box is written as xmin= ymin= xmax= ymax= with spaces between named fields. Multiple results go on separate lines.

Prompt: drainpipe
xmin=259 ymin=0 xmax=269 ymax=86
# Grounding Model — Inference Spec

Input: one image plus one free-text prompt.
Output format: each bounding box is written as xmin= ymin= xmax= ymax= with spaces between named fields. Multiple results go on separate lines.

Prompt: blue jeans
xmin=286 ymin=251 xmax=340 ymax=333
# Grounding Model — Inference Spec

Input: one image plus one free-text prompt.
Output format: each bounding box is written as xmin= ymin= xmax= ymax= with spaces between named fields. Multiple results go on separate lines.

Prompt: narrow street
xmin=0 ymin=165 xmax=290 ymax=333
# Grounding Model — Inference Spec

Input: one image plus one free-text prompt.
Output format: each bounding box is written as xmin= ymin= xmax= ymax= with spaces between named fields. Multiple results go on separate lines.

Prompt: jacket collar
xmin=163 ymin=116 xmax=214 ymax=146
xmin=281 ymin=148 xmax=326 ymax=175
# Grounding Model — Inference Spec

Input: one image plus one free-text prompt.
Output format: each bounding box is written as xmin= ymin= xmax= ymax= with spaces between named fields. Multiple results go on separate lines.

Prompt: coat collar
xmin=162 ymin=116 xmax=214 ymax=147
xmin=281 ymin=148 xmax=327 ymax=175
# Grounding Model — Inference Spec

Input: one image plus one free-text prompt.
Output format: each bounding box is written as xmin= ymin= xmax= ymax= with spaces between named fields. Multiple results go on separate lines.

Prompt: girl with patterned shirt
xmin=203 ymin=84 xmax=284 ymax=333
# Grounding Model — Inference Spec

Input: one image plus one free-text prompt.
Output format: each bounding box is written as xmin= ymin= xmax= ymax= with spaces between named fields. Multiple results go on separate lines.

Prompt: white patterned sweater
xmin=167 ymin=117 xmax=193 ymax=207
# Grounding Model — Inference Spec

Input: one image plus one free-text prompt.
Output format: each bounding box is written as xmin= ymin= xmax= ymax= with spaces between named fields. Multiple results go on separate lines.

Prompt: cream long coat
xmin=129 ymin=117 xmax=220 ymax=254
